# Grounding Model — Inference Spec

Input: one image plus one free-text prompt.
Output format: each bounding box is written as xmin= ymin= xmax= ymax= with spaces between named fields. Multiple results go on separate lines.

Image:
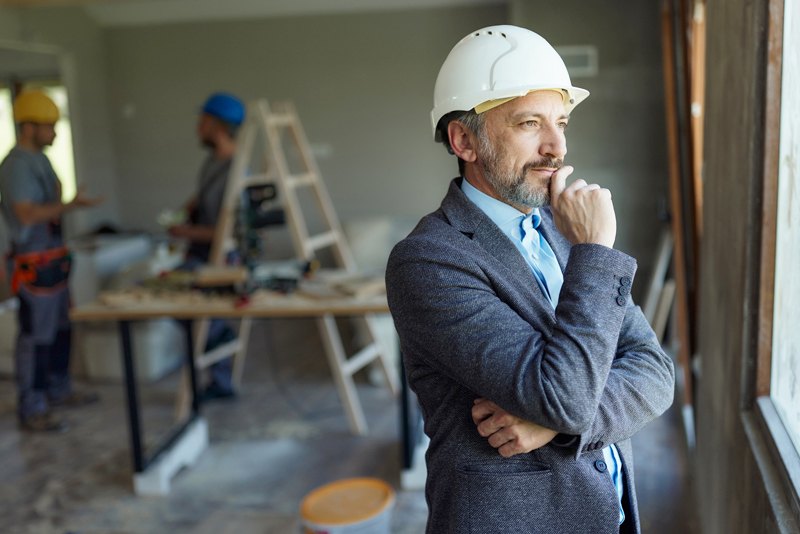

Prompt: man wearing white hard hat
xmin=386 ymin=26 xmax=674 ymax=533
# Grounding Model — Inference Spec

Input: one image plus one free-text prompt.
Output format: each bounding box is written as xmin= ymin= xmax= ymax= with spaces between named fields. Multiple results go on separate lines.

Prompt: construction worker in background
xmin=168 ymin=92 xmax=245 ymax=402
xmin=0 ymin=90 xmax=105 ymax=432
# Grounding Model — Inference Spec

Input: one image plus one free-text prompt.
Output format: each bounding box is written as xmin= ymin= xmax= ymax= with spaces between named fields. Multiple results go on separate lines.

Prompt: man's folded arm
xmin=548 ymin=300 xmax=675 ymax=455
xmin=387 ymin=237 xmax=636 ymax=436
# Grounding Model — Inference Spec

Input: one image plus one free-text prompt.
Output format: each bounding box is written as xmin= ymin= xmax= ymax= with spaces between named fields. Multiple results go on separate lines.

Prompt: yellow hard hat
xmin=13 ymin=91 xmax=60 ymax=124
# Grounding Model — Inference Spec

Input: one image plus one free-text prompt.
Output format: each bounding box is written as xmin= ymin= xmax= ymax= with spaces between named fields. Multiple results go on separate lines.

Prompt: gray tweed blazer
xmin=386 ymin=178 xmax=675 ymax=534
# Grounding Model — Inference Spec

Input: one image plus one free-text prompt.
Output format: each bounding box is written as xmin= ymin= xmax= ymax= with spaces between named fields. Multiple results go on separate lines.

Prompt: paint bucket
xmin=300 ymin=477 xmax=395 ymax=534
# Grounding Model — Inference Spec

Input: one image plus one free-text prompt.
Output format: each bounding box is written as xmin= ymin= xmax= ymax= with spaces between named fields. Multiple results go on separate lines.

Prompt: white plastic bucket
xmin=300 ymin=477 xmax=395 ymax=534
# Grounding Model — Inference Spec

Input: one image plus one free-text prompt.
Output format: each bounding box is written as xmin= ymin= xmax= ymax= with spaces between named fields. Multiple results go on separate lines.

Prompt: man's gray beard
xmin=477 ymin=135 xmax=552 ymax=208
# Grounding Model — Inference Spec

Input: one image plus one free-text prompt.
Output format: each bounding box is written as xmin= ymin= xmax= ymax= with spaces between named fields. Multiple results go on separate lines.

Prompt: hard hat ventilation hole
xmin=500 ymin=33 xmax=507 ymax=38
xmin=570 ymin=98 xmax=575 ymax=104
xmin=487 ymin=31 xmax=493 ymax=35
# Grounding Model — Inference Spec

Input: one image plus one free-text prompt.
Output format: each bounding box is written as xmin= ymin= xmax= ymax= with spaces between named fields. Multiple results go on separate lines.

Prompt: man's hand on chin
xmin=472 ymin=398 xmax=558 ymax=458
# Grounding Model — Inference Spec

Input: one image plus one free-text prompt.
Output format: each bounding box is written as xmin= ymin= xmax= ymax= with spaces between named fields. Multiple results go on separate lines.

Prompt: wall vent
xmin=555 ymin=45 xmax=599 ymax=78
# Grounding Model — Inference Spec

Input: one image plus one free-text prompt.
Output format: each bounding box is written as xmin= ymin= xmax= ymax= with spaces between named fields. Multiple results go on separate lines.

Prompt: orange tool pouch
xmin=9 ymin=246 xmax=72 ymax=295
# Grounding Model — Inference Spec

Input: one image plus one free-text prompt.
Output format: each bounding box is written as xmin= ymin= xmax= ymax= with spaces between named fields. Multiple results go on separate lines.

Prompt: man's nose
xmin=539 ymin=125 xmax=567 ymax=160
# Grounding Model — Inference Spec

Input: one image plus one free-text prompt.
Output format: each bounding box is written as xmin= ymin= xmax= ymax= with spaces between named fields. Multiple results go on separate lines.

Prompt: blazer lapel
xmin=439 ymin=178 xmax=555 ymax=312
xmin=536 ymin=207 xmax=570 ymax=273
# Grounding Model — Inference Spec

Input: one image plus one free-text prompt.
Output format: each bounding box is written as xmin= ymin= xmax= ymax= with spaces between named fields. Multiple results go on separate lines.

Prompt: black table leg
xmin=400 ymin=350 xmax=424 ymax=470
xmin=181 ymin=319 xmax=200 ymax=415
xmin=119 ymin=319 xmax=203 ymax=476
xmin=119 ymin=320 xmax=144 ymax=473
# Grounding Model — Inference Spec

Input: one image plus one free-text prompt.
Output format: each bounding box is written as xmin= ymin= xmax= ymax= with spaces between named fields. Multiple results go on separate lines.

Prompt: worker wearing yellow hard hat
xmin=0 ymin=89 xmax=105 ymax=432
xmin=13 ymin=90 xmax=62 ymax=125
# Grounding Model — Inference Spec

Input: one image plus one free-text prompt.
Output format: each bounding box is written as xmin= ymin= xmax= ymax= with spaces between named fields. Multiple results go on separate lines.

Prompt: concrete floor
xmin=0 ymin=317 xmax=698 ymax=534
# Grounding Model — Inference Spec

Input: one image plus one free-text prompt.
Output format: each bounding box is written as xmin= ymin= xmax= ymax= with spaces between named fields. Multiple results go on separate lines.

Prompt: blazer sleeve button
xmin=595 ymin=460 xmax=608 ymax=472
xmin=618 ymin=286 xmax=630 ymax=296
xmin=620 ymin=276 xmax=632 ymax=287
xmin=616 ymin=295 xmax=627 ymax=307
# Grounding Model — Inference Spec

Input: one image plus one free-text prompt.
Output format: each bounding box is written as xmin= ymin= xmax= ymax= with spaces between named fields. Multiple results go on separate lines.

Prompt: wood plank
xmin=643 ymin=229 xmax=674 ymax=325
xmin=757 ymin=0 xmax=784 ymax=398
xmin=285 ymin=172 xmax=316 ymax=188
xmin=662 ymin=0 xmax=694 ymax=407
xmin=70 ymin=294 xmax=390 ymax=322
xmin=194 ymin=339 xmax=240 ymax=369
xmin=317 ymin=314 xmax=367 ymax=435
xmin=341 ymin=344 xmax=379 ymax=376
xmin=690 ymin=1 xmax=706 ymax=240
xmin=305 ymin=231 xmax=338 ymax=252
xmin=653 ymin=279 xmax=677 ymax=341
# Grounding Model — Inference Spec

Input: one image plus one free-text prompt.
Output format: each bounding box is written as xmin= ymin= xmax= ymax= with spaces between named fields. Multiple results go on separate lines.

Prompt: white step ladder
xmin=176 ymin=99 xmax=399 ymax=435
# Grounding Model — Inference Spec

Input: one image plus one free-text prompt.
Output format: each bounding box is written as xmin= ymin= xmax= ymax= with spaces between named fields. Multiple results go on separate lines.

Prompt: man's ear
xmin=448 ymin=121 xmax=478 ymax=164
xmin=18 ymin=122 xmax=34 ymax=139
xmin=212 ymin=118 xmax=226 ymax=138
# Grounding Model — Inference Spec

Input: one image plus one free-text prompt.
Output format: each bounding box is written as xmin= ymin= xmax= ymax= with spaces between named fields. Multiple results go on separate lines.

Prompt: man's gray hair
xmin=437 ymin=109 xmax=486 ymax=177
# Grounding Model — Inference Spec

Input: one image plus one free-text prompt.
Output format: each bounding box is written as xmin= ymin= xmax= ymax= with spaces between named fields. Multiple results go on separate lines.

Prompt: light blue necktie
xmin=519 ymin=212 xmax=564 ymax=308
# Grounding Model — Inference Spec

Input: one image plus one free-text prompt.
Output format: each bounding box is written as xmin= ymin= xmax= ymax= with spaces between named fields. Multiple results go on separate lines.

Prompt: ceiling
xmin=48 ymin=0 xmax=506 ymax=27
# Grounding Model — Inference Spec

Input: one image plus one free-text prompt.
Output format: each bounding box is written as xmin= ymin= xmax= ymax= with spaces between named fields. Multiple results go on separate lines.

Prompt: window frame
xmin=752 ymin=0 xmax=800 ymax=523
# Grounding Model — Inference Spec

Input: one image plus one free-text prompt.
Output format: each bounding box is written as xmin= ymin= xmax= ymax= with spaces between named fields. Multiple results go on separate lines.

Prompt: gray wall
xmin=0 ymin=7 xmax=22 ymax=42
xmin=103 ymin=5 xmax=507 ymax=234
xmin=0 ymin=47 xmax=60 ymax=80
xmin=2 ymin=1 xmax=667 ymax=290
xmin=511 ymin=0 xmax=669 ymax=298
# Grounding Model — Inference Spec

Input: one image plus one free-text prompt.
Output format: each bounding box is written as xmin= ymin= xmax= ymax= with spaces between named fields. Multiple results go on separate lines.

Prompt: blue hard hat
xmin=201 ymin=92 xmax=245 ymax=125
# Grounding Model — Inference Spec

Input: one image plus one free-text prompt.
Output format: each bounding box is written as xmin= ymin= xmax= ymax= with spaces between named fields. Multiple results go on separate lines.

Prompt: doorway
xmin=0 ymin=45 xmax=76 ymax=202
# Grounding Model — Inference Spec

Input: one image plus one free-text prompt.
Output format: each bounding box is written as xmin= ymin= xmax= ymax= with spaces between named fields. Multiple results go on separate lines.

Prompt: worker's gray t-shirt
xmin=0 ymin=147 xmax=63 ymax=255
xmin=187 ymin=155 xmax=231 ymax=262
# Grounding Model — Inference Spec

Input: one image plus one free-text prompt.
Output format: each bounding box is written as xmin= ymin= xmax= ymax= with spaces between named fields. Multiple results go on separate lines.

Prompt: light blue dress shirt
xmin=461 ymin=179 xmax=625 ymax=525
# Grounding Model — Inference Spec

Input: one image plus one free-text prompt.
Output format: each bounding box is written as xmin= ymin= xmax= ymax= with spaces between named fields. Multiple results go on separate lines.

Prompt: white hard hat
xmin=431 ymin=25 xmax=590 ymax=141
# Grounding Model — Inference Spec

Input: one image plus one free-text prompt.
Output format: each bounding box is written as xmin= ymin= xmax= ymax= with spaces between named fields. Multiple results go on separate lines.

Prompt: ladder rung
xmin=267 ymin=113 xmax=293 ymax=127
xmin=195 ymin=339 xmax=240 ymax=369
xmin=244 ymin=173 xmax=272 ymax=186
xmin=286 ymin=173 xmax=316 ymax=188
xmin=342 ymin=344 xmax=381 ymax=375
xmin=306 ymin=231 xmax=338 ymax=251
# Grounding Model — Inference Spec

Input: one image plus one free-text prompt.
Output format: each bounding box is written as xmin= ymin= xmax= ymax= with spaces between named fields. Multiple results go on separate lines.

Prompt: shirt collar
xmin=461 ymin=178 xmax=540 ymax=230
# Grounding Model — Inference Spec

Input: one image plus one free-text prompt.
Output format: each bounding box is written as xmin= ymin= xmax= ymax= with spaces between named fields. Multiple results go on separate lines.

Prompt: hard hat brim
xmin=431 ymin=85 xmax=589 ymax=142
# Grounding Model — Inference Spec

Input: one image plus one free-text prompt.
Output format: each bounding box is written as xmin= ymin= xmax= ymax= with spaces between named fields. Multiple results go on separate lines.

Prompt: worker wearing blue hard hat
xmin=201 ymin=92 xmax=245 ymax=126
xmin=168 ymin=91 xmax=246 ymax=402
xmin=169 ymin=91 xmax=245 ymax=260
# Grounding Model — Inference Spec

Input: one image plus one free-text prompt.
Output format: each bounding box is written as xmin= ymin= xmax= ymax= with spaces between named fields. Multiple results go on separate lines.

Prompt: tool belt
xmin=8 ymin=246 xmax=72 ymax=295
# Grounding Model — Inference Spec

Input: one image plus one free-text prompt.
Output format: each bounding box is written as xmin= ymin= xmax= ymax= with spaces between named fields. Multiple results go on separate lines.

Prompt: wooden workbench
xmin=69 ymin=288 xmax=392 ymax=495
xmin=70 ymin=291 xmax=390 ymax=321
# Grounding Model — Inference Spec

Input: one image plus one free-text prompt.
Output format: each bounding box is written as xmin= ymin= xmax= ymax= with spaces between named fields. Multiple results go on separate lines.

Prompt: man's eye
xmin=524 ymin=120 xmax=537 ymax=127
xmin=558 ymin=122 xmax=569 ymax=130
